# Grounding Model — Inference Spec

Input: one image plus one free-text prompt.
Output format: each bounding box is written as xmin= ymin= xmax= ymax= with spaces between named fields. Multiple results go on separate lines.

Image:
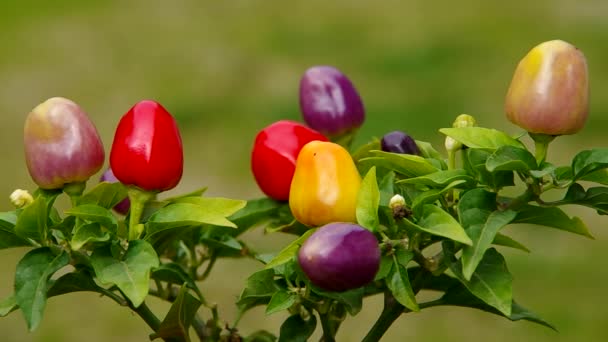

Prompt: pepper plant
xmin=0 ymin=39 xmax=605 ymax=341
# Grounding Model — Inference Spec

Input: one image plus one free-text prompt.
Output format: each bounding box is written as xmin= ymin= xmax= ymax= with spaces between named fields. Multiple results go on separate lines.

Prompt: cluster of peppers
xmin=1 ymin=38 xmax=594 ymax=341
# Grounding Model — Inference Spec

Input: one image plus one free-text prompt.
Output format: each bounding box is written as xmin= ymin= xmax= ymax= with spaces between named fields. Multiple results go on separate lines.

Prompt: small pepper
xmin=289 ymin=141 xmax=361 ymax=226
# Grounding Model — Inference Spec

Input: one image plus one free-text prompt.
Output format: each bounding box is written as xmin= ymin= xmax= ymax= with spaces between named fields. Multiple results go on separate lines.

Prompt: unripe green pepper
xmin=289 ymin=141 xmax=361 ymax=226
xmin=505 ymin=40 xmax=589 ymax=135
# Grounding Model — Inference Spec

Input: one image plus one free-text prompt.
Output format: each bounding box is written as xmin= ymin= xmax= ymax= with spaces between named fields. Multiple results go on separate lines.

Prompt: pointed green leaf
xmin=264 ymin=229 xmax=316 ymax=269
xmin=148 ymin=197 xmax=246 ymax=231
xmin=512 ymin=204 xmax=593 ymax=238
xmin=278 ymin=314 xmax=317 ymax=342
xmin=411 ymin=180 xmax=467 ymax=213
xmin=378 ymin=171 xmax=396 ymax=206
xmin=310 ymin=286 xmax=364 ymax=315
xmin=492 ymin=233 xmax=530 ymax=253
xmin=151 ymin=263 xmax=203 ymax=300
xmin=397 ymin=169 xmax=474 ymax=188
xmin=458 ymin=188 xmax=497 ymax=229
xmin=464 ymin=149 xmax=515 ymax=190
xmin=404 ymin=204 xmax=472 ymax=245
xmin=229 ymin=198 xmax=284 ymax=233
xmin=486 ymin=146 xmax=537 ymax=172
xmin=91 ymin=240 xmax=159 ymax=307
xmin=14 ymin=197 xmax=47 ymax=242
xmin=415 ymin=140 xmax=446 ymax=162
xmin=70 ymin=222 xmax=110 ymax=251
xmin=386 ymin=259 xmax=418 ymax=311
xmin=440 ymin=127 xmax=525 ymax=150
xmin=65 ymin=204 xmax=118 ymax=232
xmin=450 ymin=248 xmax=512 ymax=316
xmin=14 ymin=248 xmax=69 ymax=331
xmin=0 ymin=211 xmax=31 ymax=249
xmin=237 ymin=269 xmax=278 ymax=313
xmin=152 ymin=286 xmax=202 ymax=342
xmin=356 ymin=167 xmax=380 ymax=231
xmin=265 ymin=290 xmax=297 ymax=315
xmin=79 ymin=182 xmax=128 ymax=209
xmin=360 ymin=150 xmax=438 ymax=177
xmin=461 ymin=210 xmax=517 ymax=280
xmin=0 ymin=295 xmax=17 ymax=317
xmin=572 ymin=148 xmax=608 ymax=179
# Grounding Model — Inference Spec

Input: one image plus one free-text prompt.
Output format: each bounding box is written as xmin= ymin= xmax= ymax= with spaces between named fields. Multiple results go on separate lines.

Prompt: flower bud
xmin=444 ymin=136 xmax=461 ymax=153
xmin=453 ymin=114 xmax=476 ymax=128
xmin=24 ymin=97 xmax=105 ymax=189
xmin=9 ymin=189 xmax=34 ymax=208
xmin=100 ymin=168 xmax=131 ymax=215
xmin=380 ymin=131 xmax=420 ymax=155
xmin=299 ymin=66 xmax=365 ymax=137
xmin=388 ymin=194 xmax=405 ymax=211
xmin=505 ymin=40 xmax=589 ymax=135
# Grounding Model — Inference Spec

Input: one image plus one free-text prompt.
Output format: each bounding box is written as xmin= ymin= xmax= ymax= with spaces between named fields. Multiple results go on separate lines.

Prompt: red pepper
xmin=251 ymin=120 xmax=328 ymax=201
xmin=110 ymin=100 xmax=183 ymax=192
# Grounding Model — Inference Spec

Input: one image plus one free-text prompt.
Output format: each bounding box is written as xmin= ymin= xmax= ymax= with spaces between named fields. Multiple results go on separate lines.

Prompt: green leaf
xmin=352 ymin=138 xmax=381 ymax=162
xmin=458 ymin=189 xmax=497 ymax=229
xmin=162 ymin=187 xmax=209 ymax=203
xmin=265 ymin=229 xmax=316 ymax=269
xmin=47 ymin=270 xmax=113 ymax=298
xmin=529 ymin=162 xmax=556 ymax=179
xmin=386 ymin=259 xmax=418 ymax=311
xmin=374 ymin=256 xmax=393 ymax=281
xmin=492 ymin=233 xmax=530 ymax=253
xmin=559 ymin=184 xmax=608 ymax=217
xmin=356 ymin=167 xmax=380 ymax=231
xmin=91 ymin=240 xmax=159 ymax=307
xmin=148 ymin=197 xmax=246 ymax=231
xmin=151 ymin=263 xmax=203 ymax=300
xmin=278 ymin=314 xmax=317 ymax=342
xmin=310 ymin=286 xmax=364 ymax=315
xmin=70 ymin=222 xmax=110 ymax=251
xmin=0 ymin=295 xmax=17 ymax=317
xmin=79 ymin=182 xmax=128 ymax=209
xmin=152 ymin=286 xmax=202 ymax=342
xmin=265 ymin=290 xmax=297 ymax=315
xmin=14 ymin=248 xmax=69 ymax=331
xmin=415 ymin=140 xmax=446 ymax=163
xmin=237 ymin=269 xmax=278 ymax=312
xmin=410 ymin=180 xmax=467 ymax=212
xmin=450 ymin=248 xmax=512 ymax=316
xmin=440 ymin=127 xmax=525 ymax=150
xmin=65 ymin=204 xmax=118 ymax=233
xmin=512 ymin=204 xmax=593 ymax=238
xmin=378 ymin=171 xmax=396 ymax=206
xmin=572 ymin=148 xmax=608 ymax=180
xmin=0 ymin=211 xmax=31 ymax=249
xmin=440 ymin=285 xmax=555 ymax=331
xmin=580 ymin=169 xmax=608 ymax=185
xmin=464 ymin=149 xmax=514 ymax=190
xmin=229 ymin=198 xmax=284 ymax=234
xmin=486 ymin=146 xmax=537 ymax=172
xmin=397 ymin=169 xmax=474 ymax=188
xmin=404 ymin=204 xmax=472 ymax=245
xmin=14 ymin=197 xmax=47 ymax=242
xmin=461 ymin=210 xmax=517 ymax=280
xmin=361 ymin=150 xmax=438 ymax=177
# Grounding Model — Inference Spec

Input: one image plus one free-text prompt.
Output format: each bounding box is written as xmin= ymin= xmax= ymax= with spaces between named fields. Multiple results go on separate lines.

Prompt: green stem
xmin=529 ymin=133 xmax=555 ymax=165
xmin=362 ymin=292 xmax=403 ymax=342
xmin=127 ymin=187 xmax=154 ymax=241
xmin=132 ymin=301 xmax=162 ymax=334
xmin=63 ymin=181 xmax=86 ymax=206
xmin=319 ymin=312 xmax=338 ymax=342
xmin=199 ymin=252 xmax=218 ymax=281
xmin=447 ymin=150 xmax=456 ymax=171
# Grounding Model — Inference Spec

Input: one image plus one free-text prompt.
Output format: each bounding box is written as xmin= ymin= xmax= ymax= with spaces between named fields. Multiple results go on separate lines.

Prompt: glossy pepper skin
xmin=100 ymin=168 xmax=130 ymax=215
xmin=298 ymin=222 xmax=380 ymax=292
xmin=299 ymin=66 xmax=365 ymax=137
xmin=110 ymin=100 xmax=183 ymax=192
xmin=251 ymin=120 xmax=328 ymax=201
xmin=289 ymin=141 xmax=361 ymax=226
xmin=505 ymin=40 xmax=589 ymax=135
xmin=381 ymin=131 xmax=420 ymax=155
xmin=24 ymin=97 xmax=105 ymax=189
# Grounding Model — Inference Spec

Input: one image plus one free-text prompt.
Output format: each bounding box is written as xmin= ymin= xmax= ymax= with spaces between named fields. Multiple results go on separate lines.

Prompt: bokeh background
xmin=1 ymin=0 xmax=607 ymax=341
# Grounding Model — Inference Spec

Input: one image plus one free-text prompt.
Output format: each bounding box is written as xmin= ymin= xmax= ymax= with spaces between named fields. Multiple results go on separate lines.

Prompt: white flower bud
xmin=10 ymin=189 xmax=34 ymax=208
xmin=444 ymin=136 xmax=462 ymax=153
xmin=389 ymin=194 xmax=406 ymax=211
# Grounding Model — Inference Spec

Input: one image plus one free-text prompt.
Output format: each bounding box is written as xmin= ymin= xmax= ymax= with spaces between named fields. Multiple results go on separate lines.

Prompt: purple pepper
xmin=100 ymin=168 xmax=131 ymax=215
xmin=298 ymin=223 xmax=380 ymax=292
xmin=24 ymin=97 xmax=105 ymax=189
xmin=299 ymin=66 xmax=365 ymax=137
xmin=381 ymin=131 xmax=420 ymax=155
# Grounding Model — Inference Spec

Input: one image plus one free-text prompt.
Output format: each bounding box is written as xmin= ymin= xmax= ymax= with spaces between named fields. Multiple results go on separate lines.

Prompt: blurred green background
xmin=1 ymin=0 xmax=607 ymax=341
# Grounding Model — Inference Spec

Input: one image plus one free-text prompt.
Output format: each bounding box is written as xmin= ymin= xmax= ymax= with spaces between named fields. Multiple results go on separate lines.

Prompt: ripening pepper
xmin=505 ymin=40 xmax=589 ymax=135
xmin=24 ymin=97 xmax=105 ymax=189
xmin=110 ymin=100 xmax=183 ymax=192
xmin=289 ymin=141 xmax=361 ymax=226
xmin=381 ymin=131 xmax=420 ymax=155
xmin=251 ymin=120 xmax=328 ymax=201
xmin=298 ymin=222 xmax=380 ymax=292
xmin=100 ymin=168 xmax=130 ymax=215
xmin=299 ymin=66 xmax=365 ymax=137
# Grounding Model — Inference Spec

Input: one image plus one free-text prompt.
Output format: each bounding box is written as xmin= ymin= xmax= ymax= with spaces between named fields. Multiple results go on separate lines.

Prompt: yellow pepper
xmin=289 ymin=141 xmax=361 ymax=226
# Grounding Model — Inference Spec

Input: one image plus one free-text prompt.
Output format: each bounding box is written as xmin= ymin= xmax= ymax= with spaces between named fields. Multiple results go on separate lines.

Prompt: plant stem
xmin=529 ymin=133 xmax=555 ymax=165
xmin=319 ymin=312 xmax=337 ymax=342
xmin=362 ymin=292 xmax=403 ymax=342
xmin=132 ymin=301 xmax=161 ymax=334
xmin=127 ymin=187 xmax=154 ymax=241
xmin=63 ymin=181 xmax=86 ymax=206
